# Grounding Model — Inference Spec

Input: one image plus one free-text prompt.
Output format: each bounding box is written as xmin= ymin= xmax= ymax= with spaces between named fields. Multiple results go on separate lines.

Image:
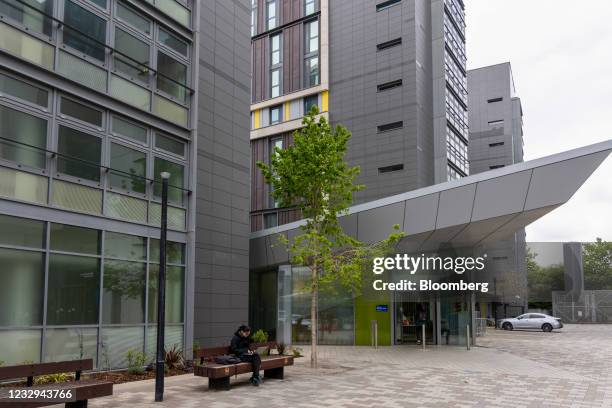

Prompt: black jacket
xmin=230 ymin=331 xmax=252 ymax=356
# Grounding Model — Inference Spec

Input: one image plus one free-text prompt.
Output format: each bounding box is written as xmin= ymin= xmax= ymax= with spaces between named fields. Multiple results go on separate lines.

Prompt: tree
xmin=257 ymin=107 xmax=404 ymax=367
xmin=583 ymin=238 xmax=612 ymax=290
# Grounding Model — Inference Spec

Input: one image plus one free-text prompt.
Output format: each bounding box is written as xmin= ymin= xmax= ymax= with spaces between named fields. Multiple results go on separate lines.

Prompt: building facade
xmin=468 ymin=62 xmax=527 ymax=319
xmin=0 ymin=0 xmax=251 ymax=367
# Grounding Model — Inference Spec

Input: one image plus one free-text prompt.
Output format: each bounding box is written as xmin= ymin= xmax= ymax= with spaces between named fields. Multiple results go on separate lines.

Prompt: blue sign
xmin=376 ymin=305 xmax=389 ymax=312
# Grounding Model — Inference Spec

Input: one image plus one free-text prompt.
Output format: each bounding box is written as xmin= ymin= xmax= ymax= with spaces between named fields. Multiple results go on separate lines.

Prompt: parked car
xmin=498 ymin=313 xmax=563 ymax=332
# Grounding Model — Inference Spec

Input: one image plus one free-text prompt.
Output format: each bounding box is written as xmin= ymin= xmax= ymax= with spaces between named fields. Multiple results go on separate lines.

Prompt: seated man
xmin=230 ymin=325 xmax=262 ymax=386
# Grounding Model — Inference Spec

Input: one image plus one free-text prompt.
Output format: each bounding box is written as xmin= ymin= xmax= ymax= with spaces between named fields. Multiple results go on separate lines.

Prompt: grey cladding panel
xmin=357 ymin=202 xmax=405 ymax=243
xmin=436 ymin=184 xmax=476 ymax=229
xmin=471 ymin=170 xmax=532 ymax=221
xmin=403 ymin=193 xmax=439 ymax=235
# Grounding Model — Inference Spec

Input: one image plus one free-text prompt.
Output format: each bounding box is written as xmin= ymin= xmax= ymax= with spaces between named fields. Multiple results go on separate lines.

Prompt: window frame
xmin=58 ymin=95 xmax=105 ymax=131
xmin=303 ymin=19 xmax=320 ymax=88
xmin=54 ymin=123 xmax=104 ymax=186
xmin=154 ymin=132 xmax=186 ymax=159
xmin=269 ymin=105 xmax=282 ymax=125
xmin=266 ymin=0 xmax=279 ymax=31
xmin=270 ymin=68 xmax=281 ymax=99
xmin=0 ymin=70 xmax=51 ymax=113
xmin=61 ymin=0 xmax=109 ymax=66
xmin=115 ymin=0 xmax=152 ymax=37
xmin=106 ymin=138 xmax=148 ymax=197
xmin=110 ymin=115 xmax=149 ymax=146
xmin=304 ymin=0 xmax=316 ymax=16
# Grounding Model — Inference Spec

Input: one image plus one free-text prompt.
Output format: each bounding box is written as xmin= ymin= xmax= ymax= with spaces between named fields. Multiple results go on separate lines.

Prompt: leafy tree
xmin=257 ymin=107 xmax=404 ymax=367
xmin=583 ymin=238 xmax=612 ymax=290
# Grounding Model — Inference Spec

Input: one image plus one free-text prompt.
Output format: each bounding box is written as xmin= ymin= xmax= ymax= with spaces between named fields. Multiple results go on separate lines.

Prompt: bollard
xmin=371 ymin=320 xmax=378 ymax=349
xmin=466 ymin=324 xmax=470 ymax=350
xmin=422 ymin=324 xmax=426 ymax=351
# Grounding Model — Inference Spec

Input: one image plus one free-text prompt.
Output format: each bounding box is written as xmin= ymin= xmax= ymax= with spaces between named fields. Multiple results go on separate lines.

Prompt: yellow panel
xmin=284 ymin=102 xmax=290 ymax=121
xmin=254 ymin=109 xmax=261 ymax=129
xmin=0 ymin=167 xmax=47 ymax=205
xmin=0 ymin=22 xmax=54 ymax=70
xmin=153 ymin=94 xmax=188 ymax=127
xmin=321 ymin=90 xmax=329 ymax=112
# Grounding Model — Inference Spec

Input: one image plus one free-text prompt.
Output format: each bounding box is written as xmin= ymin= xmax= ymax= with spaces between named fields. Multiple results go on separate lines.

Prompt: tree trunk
xmin=310 ymin=264 xmax=318 ymax=368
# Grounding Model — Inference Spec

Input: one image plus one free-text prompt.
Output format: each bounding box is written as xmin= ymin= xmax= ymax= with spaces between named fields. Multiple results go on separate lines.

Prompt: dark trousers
xmin=239 ymin=353 xmax=261 ymax=378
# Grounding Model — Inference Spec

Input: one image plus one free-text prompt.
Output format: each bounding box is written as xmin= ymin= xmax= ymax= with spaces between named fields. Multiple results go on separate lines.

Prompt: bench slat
xmin=0 ymin=360 xmax=94 ymax=381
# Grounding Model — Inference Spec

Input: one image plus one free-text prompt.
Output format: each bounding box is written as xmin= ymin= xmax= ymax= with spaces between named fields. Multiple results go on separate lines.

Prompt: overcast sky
xmin=465 ymin=0 xmax=612 ymax=242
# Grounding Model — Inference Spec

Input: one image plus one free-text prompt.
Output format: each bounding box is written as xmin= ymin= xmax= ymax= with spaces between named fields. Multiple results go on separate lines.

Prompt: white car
xmin=498 ymin=313 xmax=563 ymax=332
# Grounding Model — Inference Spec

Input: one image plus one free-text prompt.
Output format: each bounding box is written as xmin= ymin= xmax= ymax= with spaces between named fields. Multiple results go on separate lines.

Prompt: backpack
xmin=214 ymin=355 xmax=241 ymax=365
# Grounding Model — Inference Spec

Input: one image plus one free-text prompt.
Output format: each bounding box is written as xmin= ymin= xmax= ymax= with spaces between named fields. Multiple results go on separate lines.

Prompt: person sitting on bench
xmin=230 ymin=325 xmax=262 ymax=386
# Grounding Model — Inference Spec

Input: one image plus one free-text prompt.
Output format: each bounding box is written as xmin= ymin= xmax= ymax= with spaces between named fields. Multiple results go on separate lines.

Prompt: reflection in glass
xmin=117 ymin=2 xmax=151 ymax=34
xmin=114 ymin=28 xmax=150 ymax=83
xmin=109 ymin=143 xmax=146 ymax=193
xmin=0 ymin=105 xmax=47 ymax=168
xmin=0 ymin=248 xmax=44 ymax=326
xmin=148 ymin=264 xmax=184 ymax=324
xmin=150 ymin=239 xmax=184 ymax=265
xmin=63 ymin=0 xmax=107 ymax=61
xmin=57 ymin=126 xmax=101 ymax=182
xmin=153 ymin=157 xmax=184 ymax=205
xmin=100 ymin=327 xmax=144 ymax=369
xmin=102 ymin=260 xmax=146 ymax=324
xmin=104 ymin=232 xmax=146 ymax=260
xmin=47 ymin=254 xmax=100 ymax=325
xmin=156 ymin=52 xmax=186 ymax=101
xmin=50 ymin=223 xmax=100 ymax=255
xmin=44 ymin=328 xmax=97 ymax=365
xmin=159 ymin=28 xmax=187 ymax=56
xmin=112 ymin=116 xmax=148 ymax=144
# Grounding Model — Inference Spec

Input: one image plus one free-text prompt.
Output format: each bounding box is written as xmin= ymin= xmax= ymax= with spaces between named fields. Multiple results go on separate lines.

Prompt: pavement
xmin=66 ymin=324 xmax=612 ymax=408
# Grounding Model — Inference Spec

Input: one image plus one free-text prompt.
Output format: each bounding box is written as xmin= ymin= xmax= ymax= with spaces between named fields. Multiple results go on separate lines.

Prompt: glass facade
xmin=0 ymin=213 xmax=186 ymax=367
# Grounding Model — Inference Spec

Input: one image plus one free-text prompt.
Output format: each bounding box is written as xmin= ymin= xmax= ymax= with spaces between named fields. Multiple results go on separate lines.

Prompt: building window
xmin=269 ymin=137 xmax=283 ymax=207
xmin=377 ymin=79 xmax=403 ymax=92
xmin=490 ymin=164 xmax=505 ymax=169
xmin=377 ymin=121 xmax=403 ymax=133
xmin=266 ymin=0 xmax=278 ymax=30
xmin=114 ymin=28 xmax=151 ymax=83
xmin=303 ymin=19 xmax=320 ymax=88
xmin=155 ymin=134 xmax=186 ymax=157
xmin=157 ymin=52 xmax=187 ymax=101
xmin=57 ymin=126 xmax=102 ymax=182
xmin=0 ymin=0 xmax=53 ymax=37
xmin=60 ymin=97 xmax=104 ymax=128
xmin=304 ymin=94 xmax=318 ymax=115
xmin=159 ymin=28 xmax=188 ymax=58
xmin=488 ymin=119 xmax=504 ymax=126
xmin=378 ymin=164 xmax=404 ymax=173
xmin=487 ymin=97 xmax=503 ymax=103
xmin=304 ymin=0 xmax=315 ymax=16
xmin=270 ymin=105 xmax=282 ymax=125
xmin=63 ymin=0 xmax=107 ymax=62
xmin=109 ymin=143 xmax=147 ymax=194
xmin=304 ymin=57 xmax=319 ymax=88
xmin=271 ymin=34 xmax=282 ymax=66
xmin=305 ymin=20 xmax=319 ymax=54
xmin=111 ymin=116 xmax=148 ymax=145
xmin=117 ymin=1 xmax=151 ymax=35
xmin=376 ymin=0 xmax=401 ymax=12
xmin=377 ymin=38 xmax=402 ymax=51
xmin=489 ymin=142 xmax=505 ymax=147
xmin=0 ymin=105 xmax=47 ymax=169
xmin=270 ymin=68 xmax=281 ymax=98
xmin=264 ymin=213 xmax=278 ymax=229
xmin=0 ymin=72 xmax=49 ymax=108
xmin=251 ymin=0 xmax=257 ymax=36
xmin=153 ymin=157 xmax=184 ymax=205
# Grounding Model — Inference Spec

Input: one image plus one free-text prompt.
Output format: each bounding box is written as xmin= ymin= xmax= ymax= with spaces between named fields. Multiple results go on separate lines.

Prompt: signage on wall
xmin=376 ymin=305 xmax=389 ymax=312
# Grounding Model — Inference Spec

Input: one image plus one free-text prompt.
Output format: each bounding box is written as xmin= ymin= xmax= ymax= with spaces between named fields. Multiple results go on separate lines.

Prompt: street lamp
xmin=155 ymin=171 xmax=170 ymax=402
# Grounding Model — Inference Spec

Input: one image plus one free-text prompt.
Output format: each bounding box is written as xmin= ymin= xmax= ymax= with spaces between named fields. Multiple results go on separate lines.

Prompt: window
xmin=304 ymin=56 xmax=319 ymax=87
xmin=112 ymin=116 xmax=148 ymax=144
xmin=60 ymin=97 xmax=103 ymax=127
xmin=305 ymin=20 xmax=319 ymax=53
xmin=269 ymin=137 xmax=283 ymax=207
xmin=264 ymin=213 xmax=278 ymax=229
xmin=0 ymin=0 xmax=53 ymax=36
xmin=149 ymin=239 xmax=185 ymax=265
xmin=155 ymin=134 xmax=185 ymax=157
xmin=377 ymin=79 xmax=402 ymax=92
xmin=487 ymin=97 xmax=503 ymax=103
xmin=377 ymin=121 xmax=403 ymax=133
xmin=376 ymin=0 xmax=401 ymax=12
xmin=488 ymin=120 xmax=504 ymax=126
xmin=378 ymin=164 xmax=403 ymax=173
xmin=109 ymin=143 xmax=146 ymax=193
xmin=0 ymin=105 xmax=47 ymax=168
xmin=266 ymin=0 xmax=278 ymax=30
xmin=114 ymin=28 xmax=151 ymax=83
xmin=270 ymin=68 xmax=281 ymax=98
xmin=489 ymin=164 xmax=505 ymax=169
xmin=271 ymin=34 xmax=281 ymax=66
xmin=270 ymin=105 xmax=282 ymax=125
xmin=88 ymin=0 xmax=107 ymax=9
xmin=377 ymin=38 xmax=402 ymax=51
xmin=304 ymin=0 xmax=315 ymax=16
xmin=0 ymin=214 xmax=45 ymax=248
xmin=0 ymin=72 xmax=48 ymax=107
xmin=159 ymin=28 xmax=188 ymax=57
xmin=154 ymin=157 xmax=184 ymax=205
xmin=57 ymin=126 xmax=102 ymax=182
xmin=117 ymin=1 xmax=151 ymax=35
xmin=157 ymin=52 xmax=187 ymax=101
xmin=63 ymin=1 xmax=107 ymax=62
xmin=251 ymin=0 xmax=257 ymax=36
xmin=103 ymin=259 xmax=146 ymax=324
xmin=148 ymin=264 xmax=184 ymax=323
xmin=50 ymin=224 xmax=100 ymax=255
xmin=489 ymin=142 xmax=504 ymax=147
xmin=304 ymin=94 xmax=318 ymax=114
xmin=0 ymin=248 xmax=44 ymax=326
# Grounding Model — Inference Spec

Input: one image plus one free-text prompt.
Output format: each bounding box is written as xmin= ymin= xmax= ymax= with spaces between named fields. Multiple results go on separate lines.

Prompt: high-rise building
xmin=467 ymin=62 xmax=527 ymax=319
xmin=0 ymin=0 xmax=251 ymax=366
xmin=249 ymin=0 xmax=468 ymax=231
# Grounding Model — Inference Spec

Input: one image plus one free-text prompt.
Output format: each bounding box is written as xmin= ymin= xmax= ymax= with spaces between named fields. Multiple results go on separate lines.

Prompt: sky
xmin=465 ymin=0 xmax=612 ymax=242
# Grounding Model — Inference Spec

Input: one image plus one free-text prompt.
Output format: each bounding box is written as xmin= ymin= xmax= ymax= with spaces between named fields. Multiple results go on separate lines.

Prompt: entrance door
xmin=395 ymin=302 xmax=435 ymax=345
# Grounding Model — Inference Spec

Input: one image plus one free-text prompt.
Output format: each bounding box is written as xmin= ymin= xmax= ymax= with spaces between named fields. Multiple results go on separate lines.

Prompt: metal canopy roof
xmin=250 ymin=140 xmax=612 ymax=268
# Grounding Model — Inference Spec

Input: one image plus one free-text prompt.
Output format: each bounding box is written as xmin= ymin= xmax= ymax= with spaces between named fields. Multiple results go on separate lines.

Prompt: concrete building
xmin=0 ymin=0 xmax=251 ymax=366
xmin=468 ymin=62 xmax=527 ymax=319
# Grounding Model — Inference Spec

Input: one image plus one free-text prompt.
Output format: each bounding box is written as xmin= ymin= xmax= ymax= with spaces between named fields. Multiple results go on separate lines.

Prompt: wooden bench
xmin=193 ymin=342 xmax=294 ymax=390
xmin=0 ymin=359 xmax=112 ymax=408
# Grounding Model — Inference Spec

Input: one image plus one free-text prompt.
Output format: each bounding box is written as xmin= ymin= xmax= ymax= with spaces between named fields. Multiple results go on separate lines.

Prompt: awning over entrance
xmin=250 ymin=140 xmax=612 ymax=268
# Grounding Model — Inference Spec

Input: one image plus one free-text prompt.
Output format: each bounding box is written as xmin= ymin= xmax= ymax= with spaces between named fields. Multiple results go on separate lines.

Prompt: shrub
xmin=164 ymin=345 xmax=184 ymax=370
xmin=276 ymin=343 xmax=287 ymax=355
xmin=126 ymin=349 xmax=147 ymax=375
xmin=291 ymin=347 xmax=303 ymax=358
xmin=252 ymin=329 xmax=269 ymax=344
xmin=35 ymin=373 xmax=69 ymax=385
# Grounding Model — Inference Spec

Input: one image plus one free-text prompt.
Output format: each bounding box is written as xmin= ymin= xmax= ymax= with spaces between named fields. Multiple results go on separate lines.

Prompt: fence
xmin=552 ymin=291 xmax=612 ymax=323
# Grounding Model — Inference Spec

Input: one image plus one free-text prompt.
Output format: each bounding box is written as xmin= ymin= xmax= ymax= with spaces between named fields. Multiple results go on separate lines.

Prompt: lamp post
xmin=155 ymin=171 xmax=170 ymax=402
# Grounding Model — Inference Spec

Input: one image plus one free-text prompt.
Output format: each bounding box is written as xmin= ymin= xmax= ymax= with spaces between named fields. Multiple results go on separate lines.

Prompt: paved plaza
xmin=74 ymin=324 xmax=612 ymax=408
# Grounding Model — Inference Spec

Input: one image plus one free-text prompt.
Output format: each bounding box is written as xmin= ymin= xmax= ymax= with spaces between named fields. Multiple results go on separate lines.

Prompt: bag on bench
xmin=214 ymin=355 xmax=241 ymax=365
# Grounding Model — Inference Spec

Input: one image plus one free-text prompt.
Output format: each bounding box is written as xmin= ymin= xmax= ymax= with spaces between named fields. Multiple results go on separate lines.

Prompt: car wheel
xmin=542 ymin=323 xmax=553 ymax=332
xmin=502 ymin=322 xmax=513 ymax=331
